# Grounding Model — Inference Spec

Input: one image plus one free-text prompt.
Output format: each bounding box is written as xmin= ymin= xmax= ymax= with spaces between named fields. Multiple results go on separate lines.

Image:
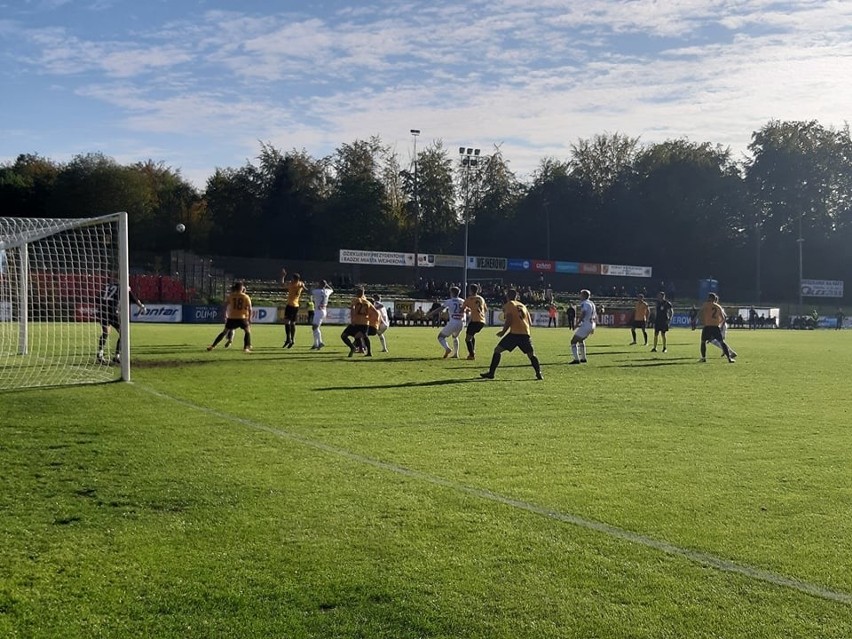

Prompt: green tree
xmin=629 ymin=139 xmax=748 ymax=280
xmin=746 ymin=120 xmax=852 ymax=299
xmin=320 ymin=137 xmax=399 ymax=257
xmin=400 ymin=141 xmax=457 ymax=254
xmin=254 ymin=144 xmax=330 ymax=259
xmin=205 ymin=166 xmax=263 ymax=257
xmin=567 ymin=133 xmax=641 ymax=261
xmin=0 ymin=154 xmax=60 ymax=219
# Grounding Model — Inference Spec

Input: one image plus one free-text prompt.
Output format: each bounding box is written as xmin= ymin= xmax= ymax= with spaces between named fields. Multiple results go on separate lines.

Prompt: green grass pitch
xmin=1 ymin=323 xmax=851 ymax=638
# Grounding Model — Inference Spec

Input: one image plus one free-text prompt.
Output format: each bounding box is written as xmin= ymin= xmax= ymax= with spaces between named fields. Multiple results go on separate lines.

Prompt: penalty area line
xmin=139 ymin=384 xmax=851 ymax=607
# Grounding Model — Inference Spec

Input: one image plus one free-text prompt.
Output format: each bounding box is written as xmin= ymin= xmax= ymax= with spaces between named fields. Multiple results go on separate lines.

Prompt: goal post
xmin=0 ymin=212 xmax=132 ymax=390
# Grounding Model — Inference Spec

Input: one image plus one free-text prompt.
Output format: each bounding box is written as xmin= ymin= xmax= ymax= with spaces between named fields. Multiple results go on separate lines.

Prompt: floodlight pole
xmin=797 ymin=214 xmax=805 ymax=311
xmin=459 ymin=146 xmax=480 ymax=293
xmin=411 ymin=129 xmax=421 ymax=285
xmin=754 ymin=219 xmax=761 ymax=304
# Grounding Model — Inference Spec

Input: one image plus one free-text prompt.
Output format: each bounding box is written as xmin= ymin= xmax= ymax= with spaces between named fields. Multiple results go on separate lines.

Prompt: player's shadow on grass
xmin=569 ymin=350 xmax=635 ymax=357
xmin=596 ymin=358 xmax=696 ymax=368
xmin=315 ymin=378 xmax=478 ymax=391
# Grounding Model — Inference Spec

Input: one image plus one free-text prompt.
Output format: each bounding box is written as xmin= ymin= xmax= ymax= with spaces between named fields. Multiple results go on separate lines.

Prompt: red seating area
xmin=130 ymin=274 xmax=191 ymax=303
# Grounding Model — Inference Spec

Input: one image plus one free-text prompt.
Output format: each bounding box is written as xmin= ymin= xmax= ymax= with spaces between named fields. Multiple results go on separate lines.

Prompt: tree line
xmin=2 ymin=119 xmax=850 ymax=302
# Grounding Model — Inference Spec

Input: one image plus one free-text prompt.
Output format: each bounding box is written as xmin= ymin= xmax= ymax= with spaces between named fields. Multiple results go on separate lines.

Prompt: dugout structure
xmin=0 ymin=212 xmax=131 ymax=390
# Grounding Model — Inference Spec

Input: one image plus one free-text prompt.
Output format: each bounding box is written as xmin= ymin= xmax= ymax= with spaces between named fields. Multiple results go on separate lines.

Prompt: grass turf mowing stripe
xmin=137 ymin=382 xmax=852 ymax=607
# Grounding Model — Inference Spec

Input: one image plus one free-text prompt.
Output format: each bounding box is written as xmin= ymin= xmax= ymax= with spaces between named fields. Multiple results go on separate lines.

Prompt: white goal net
xmin=0 ymin=212 xmax=131 ymax=390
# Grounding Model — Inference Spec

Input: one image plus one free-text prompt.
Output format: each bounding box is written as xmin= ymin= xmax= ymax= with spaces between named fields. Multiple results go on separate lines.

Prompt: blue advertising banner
xmin=185 ymin=305 xmax=223 ymax=323
xmin=671 ymin=312 xmax=693 ymax=328
xmin=555 ymin=261 xmax=580 ymax=273
xmin=507 ymin=258 xmax=530 ymax=271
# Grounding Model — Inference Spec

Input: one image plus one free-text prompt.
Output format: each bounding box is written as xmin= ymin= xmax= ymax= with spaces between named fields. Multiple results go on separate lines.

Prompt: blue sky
xmin=1 ymin=0 xmax=850 ymax=188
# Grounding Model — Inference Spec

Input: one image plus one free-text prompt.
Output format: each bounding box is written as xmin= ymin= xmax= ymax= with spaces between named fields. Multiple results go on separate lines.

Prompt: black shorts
xmin=632 ymin=320 xmax=647 ymax=329
xmin=342 ymin=324 xmax=368 ymax=338
xmin=99 ymin=316 xmax=120 ymax=331
xmin=466 ymin=321 xmax=485 ymax=336
xmin=284 ymin=305 xmax=299 ymax=321
xmin=498 ymin=333 xmax=534 ymax=354
xmin=367 ymin=326 xmax=378 ymax=336
xmin=701 ymin=326 xmax=723 ymax=342
xmin=225 ymin=318 xmax=249 ymax=331
xmin=654 ymin=323 xmax=670 ymax=333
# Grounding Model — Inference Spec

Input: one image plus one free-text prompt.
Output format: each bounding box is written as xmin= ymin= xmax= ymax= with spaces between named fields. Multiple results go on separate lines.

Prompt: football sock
xmin=379 ymin=334 xmax=387 ymax=350
xmin=571 ymin=343 xmax=579 ymax=361
xmin=452 ymin=336 xmax=459 ymax=355
xmin=530 ymin=355 xmax=541 ymax=375
xmin=578 ymin=342 xmax=586 ymax=360
xmin=363 ymin=336 xmax=371 ymax=355
xmin=488 ymin=352 xmax=501 ymax=374
xmin=438 ymin=335 xmax=449 ymax=351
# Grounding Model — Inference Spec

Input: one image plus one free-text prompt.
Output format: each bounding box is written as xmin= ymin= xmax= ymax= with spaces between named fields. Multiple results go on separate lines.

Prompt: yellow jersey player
xmin=629 ymin=293 xmax=650 ymax=346
xmin=364 ymin=300 xmax=382 ymax=355
xmin=208 ymin=281 xmax=252 ymax=353
xmin=341 ymin=287 xmax=374 ymax=357
xmin=480 ymin=289 xmax=542 ymax=380
xmin=699 ymin=292 xmax=735 ymax=363
xmin=462 ymin=283 xmax=488 ymax=360
xmin=281 ymin=268 xmax=307 ymax=348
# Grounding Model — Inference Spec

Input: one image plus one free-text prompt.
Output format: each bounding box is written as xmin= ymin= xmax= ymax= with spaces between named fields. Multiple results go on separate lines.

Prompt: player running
xmin=207 ymin=281 xmax=252 ymax=353
xmin=699 ymin=292 xmax=735 ymax=363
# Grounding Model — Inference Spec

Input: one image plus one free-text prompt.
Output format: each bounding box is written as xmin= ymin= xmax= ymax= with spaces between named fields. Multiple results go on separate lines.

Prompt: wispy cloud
xmin=2 ymin=0 xmax=851 ymax=187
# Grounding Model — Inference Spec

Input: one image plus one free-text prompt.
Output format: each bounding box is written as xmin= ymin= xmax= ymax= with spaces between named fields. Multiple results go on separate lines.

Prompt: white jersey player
xmin=372 ymin=294 xmax=391 ymax=352
xmin=570 ymin=289 xmax=597 ymax=364
xmin=434 ymin=287 xmax=467 ymax=358
xmin=310 ymin=280 xmax=334 ymax=349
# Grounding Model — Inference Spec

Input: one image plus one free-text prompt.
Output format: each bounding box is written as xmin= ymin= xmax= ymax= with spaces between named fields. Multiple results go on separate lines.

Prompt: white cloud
xmin=2 ymin=0 xmax=851 ymax=188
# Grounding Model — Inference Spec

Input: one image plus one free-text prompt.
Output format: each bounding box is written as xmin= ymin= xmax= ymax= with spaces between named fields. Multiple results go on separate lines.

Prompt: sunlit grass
xmin=1 ymin=324 xmax=850 ymax=638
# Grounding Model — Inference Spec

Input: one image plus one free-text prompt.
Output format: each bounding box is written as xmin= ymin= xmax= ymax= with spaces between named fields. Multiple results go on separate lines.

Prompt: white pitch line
xmin=139 ymin=384 xmax=851 ymax=607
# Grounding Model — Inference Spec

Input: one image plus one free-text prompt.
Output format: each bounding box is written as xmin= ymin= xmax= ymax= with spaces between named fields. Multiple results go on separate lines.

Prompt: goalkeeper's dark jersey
xmin=99 ymin=282 xmax=142 ymax=324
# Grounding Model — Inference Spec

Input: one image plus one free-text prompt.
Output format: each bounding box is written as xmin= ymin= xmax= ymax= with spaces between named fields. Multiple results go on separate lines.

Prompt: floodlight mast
xmin=411 ymin=129 xmax=421 ymax=284
xmin=459 ymin=146 xmax=480 ymax=293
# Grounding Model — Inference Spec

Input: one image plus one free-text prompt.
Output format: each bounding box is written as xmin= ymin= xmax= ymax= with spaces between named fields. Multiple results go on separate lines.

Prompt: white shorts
xmin=377 ymin=323 xmax=389 ymax=336
xmin=313 ymin=308 xmax=327 ymax=327
xmin=440 ymin=319 xmax=465 ymax=338
xmin=573 ymin=322 xmax=596 ymax=340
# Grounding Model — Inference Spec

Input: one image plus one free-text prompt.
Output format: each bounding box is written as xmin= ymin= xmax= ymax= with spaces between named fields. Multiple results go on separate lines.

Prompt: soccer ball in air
xmin=176 ymin=223 xmax=186 ymax=233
